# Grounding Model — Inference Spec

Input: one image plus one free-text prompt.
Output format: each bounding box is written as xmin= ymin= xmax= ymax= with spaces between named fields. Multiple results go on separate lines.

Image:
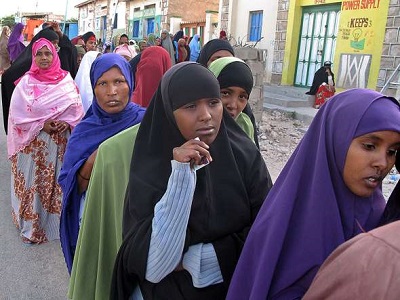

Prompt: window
xmin=249 ymin=11 xmax=263 ymax=42
xmin=113 ymin=13 xmax=118 ymax=29
xmin=133 ymin=20 xmax=140 ymax=37
xmin=147 ymin=18 xmax=154 ymax=34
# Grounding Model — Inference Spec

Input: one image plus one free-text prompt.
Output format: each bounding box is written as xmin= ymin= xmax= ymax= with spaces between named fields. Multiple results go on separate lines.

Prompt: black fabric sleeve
xmin=213 ymin=151 xmax=272 ymax=288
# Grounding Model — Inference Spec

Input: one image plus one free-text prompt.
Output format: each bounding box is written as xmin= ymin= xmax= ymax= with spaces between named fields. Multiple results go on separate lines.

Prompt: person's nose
xmin=107 ymin=84 xmax=117 ymax=95
xmin=198 ymin=104 xmax=212 ymax=121
xmin=226 ymin=100 xmax=238 ymax=111
xmin=373 ymin=151 xmax=390 ymax=173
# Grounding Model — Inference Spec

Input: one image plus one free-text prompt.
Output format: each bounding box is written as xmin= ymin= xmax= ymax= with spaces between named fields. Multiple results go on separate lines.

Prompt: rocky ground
xmin=258 ymin=109 xmax=306 ymax=181
xmin=258 ymin=109 xmax=398 ymax=200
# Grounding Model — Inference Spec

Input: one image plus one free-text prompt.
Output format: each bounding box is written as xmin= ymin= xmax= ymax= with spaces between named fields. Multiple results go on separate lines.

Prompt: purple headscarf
xmin=58 ymin=53 xmax=145 ymax=273
xmin=227 ymin=89 xmax=400 ymax=299
xmin=7 ymin=23 xmax=26 ymax=62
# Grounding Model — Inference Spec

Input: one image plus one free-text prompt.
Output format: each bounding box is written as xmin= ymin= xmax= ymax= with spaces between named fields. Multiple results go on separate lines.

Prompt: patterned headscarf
xmin=25 ymin=38 xmax=68 ymax=84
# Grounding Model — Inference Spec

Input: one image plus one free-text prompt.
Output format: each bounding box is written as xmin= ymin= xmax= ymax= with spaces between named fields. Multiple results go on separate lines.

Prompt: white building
xmin=219 ymin=0 xmax=278 ymax=83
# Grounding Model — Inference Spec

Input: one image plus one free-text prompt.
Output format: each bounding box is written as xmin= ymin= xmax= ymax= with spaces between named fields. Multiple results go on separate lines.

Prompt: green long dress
xmin=68 ymin=124 xmax=140 ymax=300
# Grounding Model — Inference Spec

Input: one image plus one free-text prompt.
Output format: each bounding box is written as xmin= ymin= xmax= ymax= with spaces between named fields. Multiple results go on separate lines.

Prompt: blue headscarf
xmin=189 ymin=34 xmax=200 ymax=61
xmin=58 ymin=53 xmax=145 ymax=273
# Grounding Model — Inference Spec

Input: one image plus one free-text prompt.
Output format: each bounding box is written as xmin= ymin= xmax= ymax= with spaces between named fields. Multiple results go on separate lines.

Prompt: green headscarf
xmin=208 ymin=57 xmax=253 ymax=95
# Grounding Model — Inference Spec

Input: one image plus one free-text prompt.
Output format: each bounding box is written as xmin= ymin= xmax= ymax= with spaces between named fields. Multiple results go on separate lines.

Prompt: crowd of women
xmin=2 ymin=21 xmax=400 ymax=300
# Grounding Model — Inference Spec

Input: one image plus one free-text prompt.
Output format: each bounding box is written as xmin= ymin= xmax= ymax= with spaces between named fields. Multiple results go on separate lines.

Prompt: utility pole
xmin=106 ymin=0 xmax=119 ymax=44
xmin=63 ymin=0 xmax=69 ymax=34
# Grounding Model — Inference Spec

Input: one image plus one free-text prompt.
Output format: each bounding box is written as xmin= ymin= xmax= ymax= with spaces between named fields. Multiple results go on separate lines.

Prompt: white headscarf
xmin=74 ymin=51 xmax=101 ymax=112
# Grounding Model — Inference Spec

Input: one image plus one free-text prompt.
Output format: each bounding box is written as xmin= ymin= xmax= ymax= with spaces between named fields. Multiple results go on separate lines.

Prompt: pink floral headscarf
xmin=24 ymin=37 xmax=68 ymax=84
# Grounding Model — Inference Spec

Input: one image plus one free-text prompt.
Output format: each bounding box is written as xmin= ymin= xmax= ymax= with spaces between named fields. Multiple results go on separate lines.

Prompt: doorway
xmin=294 ymin=4 xmax=341 ymax=87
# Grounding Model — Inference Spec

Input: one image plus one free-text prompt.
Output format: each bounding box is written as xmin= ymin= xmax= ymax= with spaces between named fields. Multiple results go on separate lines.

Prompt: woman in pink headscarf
xmin=7 ymin=38 xmax=84 ymax=244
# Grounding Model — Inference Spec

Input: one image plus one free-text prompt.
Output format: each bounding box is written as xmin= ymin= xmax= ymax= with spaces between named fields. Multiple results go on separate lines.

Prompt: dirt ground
xmin=258 ymin=109 xmax=397 ymax=200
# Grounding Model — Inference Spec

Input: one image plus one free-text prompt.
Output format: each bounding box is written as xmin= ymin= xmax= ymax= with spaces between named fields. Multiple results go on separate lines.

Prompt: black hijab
xmin=196 ymin=39 xmax=235 ymax=67
xmin=111 ymin=62 xmax=272 ymax=299
xmin=173 ymin=30 xmax=184 ymax=43
xmin=306 ymin=66 xmax=335 ymax=95
xmin=128 ymin=52 xmax=142 ymax=90
xmin=197 ymin=38 xmax=259 ymax=148
xmin=380 ymin=151 xmax=400 ymax=226
xmin=1 ymin=28 xmax=77 ymax=133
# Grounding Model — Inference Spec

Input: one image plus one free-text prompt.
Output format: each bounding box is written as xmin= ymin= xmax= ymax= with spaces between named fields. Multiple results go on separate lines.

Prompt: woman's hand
xmin=43 ymin=120 xmax=70 ymax=134
xmin=56 ymin=121 xmax=70 ymax=133
xmin=77 ymin=150 xmax=98 ymax=194
xmin=43 ymin=120 xmax=58 ymax=134
xmin=173 ymin=138 xmax=212 ymax=167
xmin=50 ymin=22 xmax=63 ymax=39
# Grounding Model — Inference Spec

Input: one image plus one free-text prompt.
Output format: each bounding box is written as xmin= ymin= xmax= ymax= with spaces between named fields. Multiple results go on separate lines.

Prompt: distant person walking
xmin=189 ymin=34 xmax=200 ymax=61
xmin=7 ymin=23 xmax=26 ymax=63
xmin=0 ymin=26 xmax=11 ymax=73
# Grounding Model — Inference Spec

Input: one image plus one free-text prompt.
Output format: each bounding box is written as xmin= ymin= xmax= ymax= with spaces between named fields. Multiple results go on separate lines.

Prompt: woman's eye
xmin=388 ymin=149 xmax=397 ymax=157
xmin=210 ymin=100 xmax=221 ymax=106
xmin=362 ymin=143 xmax=375 ymax=151
xmin=221 ymin=91 xmax=229 ymax=97
xmin=184 ymin=104 xmax=196 ymax=109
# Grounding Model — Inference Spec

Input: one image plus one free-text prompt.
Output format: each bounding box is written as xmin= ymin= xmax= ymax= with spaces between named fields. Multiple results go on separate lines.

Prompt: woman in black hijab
xmin=1 ymin=27 xmax=77 ymax=133
xmin=380 ymin=151 xmax=400 ymax=226
xmin=111 ymin=62 xmax=272 ymax=299
xmin=197 ymin=38 xmax=259 ymax=148
xmin=196 ymin=38 xmax=235 ymax=67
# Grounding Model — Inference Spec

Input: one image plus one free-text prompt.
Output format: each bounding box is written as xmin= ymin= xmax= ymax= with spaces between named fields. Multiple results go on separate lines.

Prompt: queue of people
xmin=3 ymin=23 xmax=400 ymax=300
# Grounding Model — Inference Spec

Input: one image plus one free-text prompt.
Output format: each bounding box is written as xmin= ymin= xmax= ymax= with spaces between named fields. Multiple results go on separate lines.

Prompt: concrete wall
xmin=235 ymin=47 xmax=265 ymax=126
xmin=271 ymin=0 xmax=289 ymax=85
xmin=378 ymin=1 xmax=400 ymax=97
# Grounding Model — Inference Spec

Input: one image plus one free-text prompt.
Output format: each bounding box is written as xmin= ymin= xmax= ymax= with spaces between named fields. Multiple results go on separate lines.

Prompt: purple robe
xmin=227 ymin=89 xmax=400 ymax=299
xmin=7 ymin=23 xmax=26 ymax=62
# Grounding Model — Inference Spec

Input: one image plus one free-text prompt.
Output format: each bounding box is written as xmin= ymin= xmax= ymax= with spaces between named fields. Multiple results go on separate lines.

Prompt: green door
xmin=294 ymin=4 xmax=341 ymax=87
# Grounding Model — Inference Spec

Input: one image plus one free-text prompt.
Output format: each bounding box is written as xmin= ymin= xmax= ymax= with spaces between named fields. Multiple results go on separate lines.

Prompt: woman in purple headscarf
xmin=227 ymin=88 xmax=400 ymax=300
xmin=58 ymin=53 xmax=145 ymax=273
xmin=7 ymin=23 xmax=26 ymax=63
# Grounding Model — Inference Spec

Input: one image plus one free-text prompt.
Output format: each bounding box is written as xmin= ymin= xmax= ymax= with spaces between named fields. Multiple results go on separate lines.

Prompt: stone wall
xmin=162 ymin=0 xmax=219 ymax=31
xmin=378 ymin=1 xmax=400 ymax=96
xmin=235 ymin=47 xmax=266 ymax=126
xmin=271 ymin=0 xmax=289 ymax=84
xmin=220 ymin=0 xmax=230 ymax=32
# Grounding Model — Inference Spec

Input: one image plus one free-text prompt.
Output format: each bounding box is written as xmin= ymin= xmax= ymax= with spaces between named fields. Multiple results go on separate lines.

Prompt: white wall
xmin=78 ymin=4 xmax=96 ymax=35
xmin=229 ymin=0 xmax=278 ymax=83
xmin=116 ymin=1 xmax=126 ymax=29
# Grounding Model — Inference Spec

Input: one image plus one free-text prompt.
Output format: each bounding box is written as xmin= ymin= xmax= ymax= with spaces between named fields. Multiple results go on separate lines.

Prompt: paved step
xmin=262 ymin=84 xmax=317 ymax=125
xmin=263 ymin=84 xmax=312 ymax=108
xmin=264 ymin=93 xmax=311 ymax=108
xmin=263 ymin=103 xmax=317 ymax=125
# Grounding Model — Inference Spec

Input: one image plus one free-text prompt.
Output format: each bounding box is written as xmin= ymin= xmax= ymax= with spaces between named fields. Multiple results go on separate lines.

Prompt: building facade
xmin=219 ymin=0 xmax=279 ymax=83
xmin=274 ymin=0 xmax=396 ymax=94
xmin=75 ymin=0 xmax=218 ymax=45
